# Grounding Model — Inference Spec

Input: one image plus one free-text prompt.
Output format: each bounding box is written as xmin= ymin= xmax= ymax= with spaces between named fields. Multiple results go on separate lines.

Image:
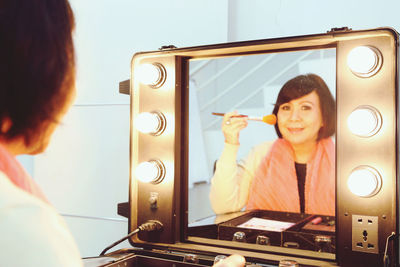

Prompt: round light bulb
xmin=347 ymin=106 xmax=382 ymax=137
xmin=136 ymin=63 xmax=166 ymax=88
xmin=135 ymin=160 xmax=165 ymax=184
xmin=347 ymin=166 xmax=382 ymax=197
xmin=135 ymin=111 xmax=166 ymax=135
xmin=347 ymin=46 xmax=382 ymax=77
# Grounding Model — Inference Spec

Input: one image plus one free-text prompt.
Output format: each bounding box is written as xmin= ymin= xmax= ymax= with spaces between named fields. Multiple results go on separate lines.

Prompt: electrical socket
xmin=352 ymin=215 xmax=378 ymax=254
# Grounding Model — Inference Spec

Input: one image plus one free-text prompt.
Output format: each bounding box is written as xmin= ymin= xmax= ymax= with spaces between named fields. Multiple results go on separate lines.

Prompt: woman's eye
xmin=281 ymin=105 xmax=290 ymax=111
xmin=301 ymin=105 xmax=312 ymax=111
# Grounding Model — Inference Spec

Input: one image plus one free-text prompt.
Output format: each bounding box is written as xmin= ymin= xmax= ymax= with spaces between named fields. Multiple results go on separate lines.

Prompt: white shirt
xmin=209 ymin=141 xmax=273 ymax=214
xmin=0 ymin=171 xmax=83 ymax=267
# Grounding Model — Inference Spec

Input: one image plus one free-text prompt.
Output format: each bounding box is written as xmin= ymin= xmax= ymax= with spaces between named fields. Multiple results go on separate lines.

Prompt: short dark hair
xmin=272 ymin=74 xmax=336 ymax=140
xmin=0 ymin=0 xmax=75 ymax=145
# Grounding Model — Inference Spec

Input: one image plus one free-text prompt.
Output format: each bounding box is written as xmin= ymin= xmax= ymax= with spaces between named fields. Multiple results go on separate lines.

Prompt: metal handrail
xmin=196 ymin=57 xmax=242 ymax=91
xmin=189 ymin=59 xmax=210 ymax=76
xmin=199 ymin=54 xmax=276 ymax=112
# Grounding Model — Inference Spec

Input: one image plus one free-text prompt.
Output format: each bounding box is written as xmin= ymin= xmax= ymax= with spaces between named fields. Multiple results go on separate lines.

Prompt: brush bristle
xmin=262 ymin=114 xmax=277 ymax=125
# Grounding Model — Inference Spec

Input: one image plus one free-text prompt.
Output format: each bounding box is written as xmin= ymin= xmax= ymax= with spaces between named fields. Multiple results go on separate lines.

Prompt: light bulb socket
xmin=347 ymin=105 xmax=382 ymax=137
xmin=148 ymin=159 xmax=166 ymax=184
xmin=347 ymin=165 xmax=382 ymax=198
xmin=135 ymin=159 xmax=166 ymax=184
xmin=135 ymin=111 xmax=166 ymax=136
xmin=149 ymin=111 xmax=166 ymax=136
xmin=150 ymin=63 xmax=166 ymax=88
xmin=347 ymin=46 xmax=383 ymax=78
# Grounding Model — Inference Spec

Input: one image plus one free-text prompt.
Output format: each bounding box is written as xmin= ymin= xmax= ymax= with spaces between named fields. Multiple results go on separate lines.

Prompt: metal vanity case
xmin=86 ymin=27 xmax=399 ymax=267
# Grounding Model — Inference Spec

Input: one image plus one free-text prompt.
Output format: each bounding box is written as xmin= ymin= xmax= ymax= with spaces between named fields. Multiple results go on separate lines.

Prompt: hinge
xmin=159 ymin=45 xmax=177 ymax=50
xmin=327 ymin=27 xmax=352 ymax=33
xmin=119 ymin=79 xmax=130 ymax=95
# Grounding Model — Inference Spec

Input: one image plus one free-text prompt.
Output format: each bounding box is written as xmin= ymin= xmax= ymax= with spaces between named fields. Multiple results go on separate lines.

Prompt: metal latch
xmin=327 ymin=27 xmax=352 ymax=33
xmin=119 ymin=79 xmax=130 ymax=95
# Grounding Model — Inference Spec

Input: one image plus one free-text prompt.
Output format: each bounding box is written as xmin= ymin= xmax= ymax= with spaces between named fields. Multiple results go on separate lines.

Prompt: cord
xmin=99 ymin=220 xmax=163 ymax=256
xmin=383 ymin=232 xmax=396 ymax=267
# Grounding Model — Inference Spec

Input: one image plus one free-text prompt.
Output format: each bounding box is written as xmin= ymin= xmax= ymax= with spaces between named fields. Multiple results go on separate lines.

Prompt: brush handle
xmin=211 ymin=112 xmax=276 ymax=125
xmin=247 ymin=115 xmax=276 ymax=125
xmin=247 ymin=116 xmax=262 ymax=121
xmin=211 ymin=112 xmax=248 ymax=118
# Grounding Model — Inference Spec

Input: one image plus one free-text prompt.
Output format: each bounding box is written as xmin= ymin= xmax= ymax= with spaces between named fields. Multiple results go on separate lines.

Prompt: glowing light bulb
xmin=347 ymin=106 xmax=382 ymax=137
xmin=136 ymin=63 xmax=166 ymax=88
xmin=347 ymin=166 xmax=382 ymax=197
xmin=347 ymin=46 xmax=382 ymax=77
xmin=135 ymin=111 xmax=166 ymax=135
xmin=135 ymin=160 xmax=165 ymax=184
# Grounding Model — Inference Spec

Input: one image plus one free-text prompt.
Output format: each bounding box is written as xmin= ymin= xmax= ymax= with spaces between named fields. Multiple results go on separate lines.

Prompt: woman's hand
xmin=213 ymin=255 xmax=246 ymax=267
xmin=222 ymin=111 xmax=248 ymax=145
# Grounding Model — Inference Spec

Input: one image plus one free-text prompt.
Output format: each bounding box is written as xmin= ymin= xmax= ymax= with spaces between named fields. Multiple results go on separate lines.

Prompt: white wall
xmin=18 ymin=0 xmax=400 ymax=258
xmin=227 ymin=0 xmax=400 ymax=41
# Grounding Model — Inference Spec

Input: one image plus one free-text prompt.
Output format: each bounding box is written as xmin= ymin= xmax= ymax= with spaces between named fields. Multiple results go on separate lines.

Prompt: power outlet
xmin=352 ymin=215 xmax=378 ymax=254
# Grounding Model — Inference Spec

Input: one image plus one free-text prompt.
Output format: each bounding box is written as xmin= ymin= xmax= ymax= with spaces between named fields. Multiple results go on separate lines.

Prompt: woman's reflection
xmin=209 ymin=74 xmax=335 ymax=216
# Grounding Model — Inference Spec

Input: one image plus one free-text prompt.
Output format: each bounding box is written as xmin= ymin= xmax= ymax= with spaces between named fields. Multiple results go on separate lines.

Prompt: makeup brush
xmin=212 ymin=112 xmax=277 ymax=125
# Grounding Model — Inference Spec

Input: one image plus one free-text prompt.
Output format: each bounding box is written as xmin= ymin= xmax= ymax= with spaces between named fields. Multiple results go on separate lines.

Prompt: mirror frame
xmin=128 ymin=28 xmax=399 ymax=267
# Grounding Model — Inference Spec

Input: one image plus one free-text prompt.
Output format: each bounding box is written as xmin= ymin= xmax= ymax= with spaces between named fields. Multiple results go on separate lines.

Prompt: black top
xmin=295 ymin=162 xmax=307 ymax=213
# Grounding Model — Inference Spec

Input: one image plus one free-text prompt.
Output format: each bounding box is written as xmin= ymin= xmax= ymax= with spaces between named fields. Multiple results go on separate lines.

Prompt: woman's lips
xmin=287 ymin=127 xmax=304 ymax=134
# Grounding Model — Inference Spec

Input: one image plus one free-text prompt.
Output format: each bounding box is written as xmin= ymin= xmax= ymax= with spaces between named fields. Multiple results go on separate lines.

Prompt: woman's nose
xmin=289 ymin=108 xmax=301 ymax=121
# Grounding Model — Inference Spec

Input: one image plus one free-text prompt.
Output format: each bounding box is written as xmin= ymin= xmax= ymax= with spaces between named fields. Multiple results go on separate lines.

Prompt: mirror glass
xmin=188 ymin=48 xmax=336 ymax=246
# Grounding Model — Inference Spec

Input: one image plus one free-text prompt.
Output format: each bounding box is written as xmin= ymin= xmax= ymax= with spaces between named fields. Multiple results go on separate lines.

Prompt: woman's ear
xmin=0 ymin=117 xmax=13 ymax=133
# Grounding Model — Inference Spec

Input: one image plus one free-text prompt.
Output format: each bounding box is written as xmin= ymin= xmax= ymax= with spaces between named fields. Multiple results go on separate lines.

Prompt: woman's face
xmin=277 ymin=90 xmax=323 ymax=147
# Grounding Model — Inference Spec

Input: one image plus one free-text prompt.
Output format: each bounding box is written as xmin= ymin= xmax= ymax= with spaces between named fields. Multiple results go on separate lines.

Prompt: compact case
xmin=190 ymin=210 xmax=336 ymax=253
xmin=87 ymin=27 xmax=399 ymax=267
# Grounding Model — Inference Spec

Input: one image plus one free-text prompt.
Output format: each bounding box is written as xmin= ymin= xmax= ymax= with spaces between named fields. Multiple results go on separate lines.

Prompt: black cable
xmin=99 ymin=220 xmax=163 ymax=256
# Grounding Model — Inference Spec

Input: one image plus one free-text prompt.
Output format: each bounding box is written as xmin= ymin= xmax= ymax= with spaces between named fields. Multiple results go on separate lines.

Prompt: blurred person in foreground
xmin=0 ymin=1 xmax=245 ymax=266
xmin=0 ymin=0 xmax=82 ymax=265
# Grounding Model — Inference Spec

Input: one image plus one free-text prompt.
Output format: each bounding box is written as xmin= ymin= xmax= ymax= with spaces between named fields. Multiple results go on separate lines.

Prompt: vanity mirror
xmin=128 ymin=28 xmax=399 ymax=267
xmin=188 ymin=48 xmax=336 ymax=221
